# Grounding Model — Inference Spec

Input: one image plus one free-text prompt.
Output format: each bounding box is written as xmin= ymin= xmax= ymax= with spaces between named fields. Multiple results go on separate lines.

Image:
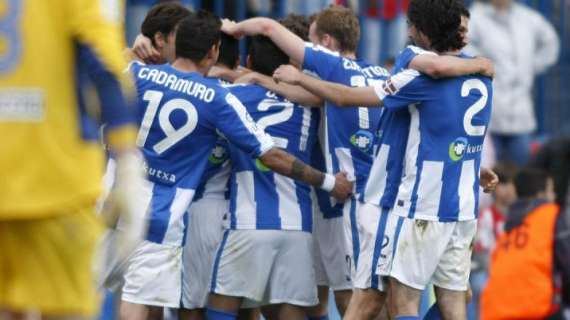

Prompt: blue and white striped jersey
xmin=226 ymin=84 xmax=319 ymax=232
xmin=192 ymin=78 xmax=235 ymax=202
xmin=130 ymin=62 xmax=274 ymax=245
xmin=193 ymin=137 xmax=231 ymax=201
xmin=371 ymin=54 xmax=493 ymax=222
xmin=303 ymin=43 xmax=388 ymax=195
xmin=362 ymin=46 xmax=435 ymax=208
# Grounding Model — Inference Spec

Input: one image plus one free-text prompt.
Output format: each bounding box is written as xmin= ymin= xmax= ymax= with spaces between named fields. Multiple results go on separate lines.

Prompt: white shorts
xmin=181 ymin=198 xmax=228 ymax=309
xmin=352 ymin=201 xmax=401 ymax=291
xmin=96 ymin=228 xmax=132 ymax=292
xmin=313 ymin=201 xmax=352 ymax=291
xmin=210 ymin=229 xmax=318 ymax=307
xmin=379 ymin=217 xmax=477 ymax=291
xmin=122 ymin=240 xmax=183 ymax=308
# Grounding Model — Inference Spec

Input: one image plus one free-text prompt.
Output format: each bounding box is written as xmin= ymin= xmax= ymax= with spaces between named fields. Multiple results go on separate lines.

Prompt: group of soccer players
xmin=0 ymin=0 xmax=499 ymax=320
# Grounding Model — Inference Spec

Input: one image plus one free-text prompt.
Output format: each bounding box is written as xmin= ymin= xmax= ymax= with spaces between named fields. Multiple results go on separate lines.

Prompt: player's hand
xmin=330 ymin=172 xmax=353 ymax=202
xmin=132 ymin=34 xmax=162 ymax=64
xmin=479 ymin=167 xmax=499 ymax=193
xmin=101 ymin=150 xmax=148 ymax=260
xmin=221 ymin=19 xmax=245 ymax=39
xmin=235 ymin=71 xmax=260 ymax=84
xmin=475 ymin=57 xmax=495 ymax=78
xmin=273 ymin=65 xmax=302 ymax=85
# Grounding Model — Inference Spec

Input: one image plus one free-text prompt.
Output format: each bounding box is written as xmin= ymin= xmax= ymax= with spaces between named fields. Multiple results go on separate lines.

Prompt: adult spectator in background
xmin=466 ymin=0 xmax=560 ymax=166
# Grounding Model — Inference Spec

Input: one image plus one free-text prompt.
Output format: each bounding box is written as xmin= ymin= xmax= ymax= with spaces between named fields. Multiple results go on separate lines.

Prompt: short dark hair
xmin=176 ymin=10 xmax=221 ymax=63
xmin=407 ymin=0 xmax=466 ymax=52
xmin=493 ymin=162 xmax=518 ymax=184
xmin=315 ymin=5 xmax=360 ymax=53
xmin=141 ymin=2 xmax=191 ymax=47
xmin=279 ymin=14 xmax=310 ymax=41
xmin=248 ymin=35 xmax=289 ymax=76
xmin=218 ymin=33 xmax=239 ymax=69
xmin=514 ymin=168 xmax=550 ymax=199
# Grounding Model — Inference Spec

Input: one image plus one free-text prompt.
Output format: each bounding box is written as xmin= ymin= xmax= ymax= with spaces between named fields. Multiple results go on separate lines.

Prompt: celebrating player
xmin=120 ymin=10 xmax=352 ymax=320
xmin=272 ymin=0 xmax=496 ymax=318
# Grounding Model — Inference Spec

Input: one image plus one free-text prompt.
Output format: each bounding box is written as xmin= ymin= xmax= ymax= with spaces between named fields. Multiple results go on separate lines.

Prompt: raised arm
xmin=411 ymin=55 xmax=494 ymax=78
xmin=222 ymin=18 xmax=306 ymax=66
xmin=236 ymin=71 xmax=323 ymax=107
xmin=273 ymin=65 xmax=382 ymax=107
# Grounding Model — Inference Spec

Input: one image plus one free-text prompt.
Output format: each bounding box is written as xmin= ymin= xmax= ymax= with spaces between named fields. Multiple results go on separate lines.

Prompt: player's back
xmin=226 ymin=84 xmax=319 ymax=231
xmin=383 ymin=65 xmax=493 ymax=222
xmin=0 ymin=0 xmax=129 ymax=217
xmin=303 ymin=44 xmax=387 ymax=193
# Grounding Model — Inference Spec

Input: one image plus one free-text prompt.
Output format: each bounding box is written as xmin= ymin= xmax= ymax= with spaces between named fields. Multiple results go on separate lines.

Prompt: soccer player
xmin=207 ymin=32 xmax=320 ymax=320
xmin=0 ymin=0 xmax=145 ymax=318
xmin=223 ymin=6 xmax=495 ymax=319
xmin=272 ymin=0 xmax=495 ymax=318
xmin=180 ymin=29 xmax=240 ymax=320
xmin=120 ymin=10 xmax=352 ymax=320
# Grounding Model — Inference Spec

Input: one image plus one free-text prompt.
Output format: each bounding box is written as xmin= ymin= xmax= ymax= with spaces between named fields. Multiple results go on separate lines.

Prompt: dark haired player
xmin=207 ymin=33 xmax=321 ymax=320
xmin=272 ymin=0 xmax=496 ymax=318
xmin=120 ymin=11 xmax=352 ymax=320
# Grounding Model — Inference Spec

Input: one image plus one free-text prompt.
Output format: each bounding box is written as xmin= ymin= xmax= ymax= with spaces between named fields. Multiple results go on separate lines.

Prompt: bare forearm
xmin=260 ymin=148 xmax=324 ymax=187
xmin=412 ymin=55 xmax=483 ymax=78
xmin=298 ymin=73 xmax=381 ymax=107
xmin=234 ymin=18 xmax=305 ymax=65
xmin=256 ymin=74 xmax=322 ymax=107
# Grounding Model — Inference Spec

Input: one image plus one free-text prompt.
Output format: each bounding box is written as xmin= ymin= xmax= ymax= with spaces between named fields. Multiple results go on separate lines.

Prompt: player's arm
xmin=274 ymin=65 xmax=382 ymax=107
xmin=235 ymin=71 xmax=323 ymax=107
xmin=70 ymin=0 xmax=147 ymax=256
xmin=479 ymin=167 xmax=499 ymax=193
xmin=411 ymin=55 xmax=495 ymax=78
xmin=259 ymin=149 xmax=351 ymax=200
xmin=222 ymin=18 xmax=305 ymax=66
xmin=216 ymin=93 xmax=352 ymax=200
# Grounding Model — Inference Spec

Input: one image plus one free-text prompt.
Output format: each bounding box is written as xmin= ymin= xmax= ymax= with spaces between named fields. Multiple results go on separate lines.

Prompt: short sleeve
xmin=372 ymin=69 xmax=431 ymax=110
xmin=394 ymin=45 xmax=438 ymax=73
xmin=302 ymin=43 xmax=342 ymax=80
xmin=213 ymin=92 xmax=274 ymax=158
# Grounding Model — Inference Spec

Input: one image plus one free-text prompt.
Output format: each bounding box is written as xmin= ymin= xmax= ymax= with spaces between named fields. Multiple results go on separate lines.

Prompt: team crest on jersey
xmin=208 ymin=144 xmax=228 ymax=164
xmin=350 ymin=130 xmax=374 ymax=153
xmin=449 ymin=137 xmax=468 ymax=161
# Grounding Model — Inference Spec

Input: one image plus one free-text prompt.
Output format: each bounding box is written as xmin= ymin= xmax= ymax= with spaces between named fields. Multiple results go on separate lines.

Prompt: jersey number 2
xmin=462 ymin=79 xmax=488 ymax=137
xmin=137 ymin=90 xmax=199 ymax=154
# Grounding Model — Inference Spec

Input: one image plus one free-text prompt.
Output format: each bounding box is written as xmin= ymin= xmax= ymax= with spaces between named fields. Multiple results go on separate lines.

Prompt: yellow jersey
xmin=0 ymin=0 xmax=136 ymax=219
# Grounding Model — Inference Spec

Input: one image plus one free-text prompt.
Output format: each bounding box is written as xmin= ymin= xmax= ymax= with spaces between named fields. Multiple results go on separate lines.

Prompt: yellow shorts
xmin=0 ymin=206 xmax=103 ymax=316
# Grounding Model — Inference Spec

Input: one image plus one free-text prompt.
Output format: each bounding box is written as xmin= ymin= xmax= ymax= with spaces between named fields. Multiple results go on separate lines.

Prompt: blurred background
xmin=107 ymin=0 xmax=570 ymax=319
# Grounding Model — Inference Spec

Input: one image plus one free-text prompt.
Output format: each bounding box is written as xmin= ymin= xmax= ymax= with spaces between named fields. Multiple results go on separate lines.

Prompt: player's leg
xmin=431 ymin=220 xmax=477 ymax=320
xmin=276 ymin=304 xmax=306 ymax=320
xmin=305 ymin=286 xmax=329 ymax=319
xmin=386 ymin=219 xmax=457 ymax=318
xmin=344 ymin=201 xmax=390 ymax=320
xmin=207 ymin=294 xmax=242 ymax=320
xmin=332 ymin=289 xmax=352 ymax=317
xmin=119 ymin=302 xmax=163 ymax=320
xmin=178 ymin=309 xmax=204 ymax=320
xmin=180 ymin=198 xmax=228 ymax=320
xmin=388 ymin=278 xmax=422 ymax=317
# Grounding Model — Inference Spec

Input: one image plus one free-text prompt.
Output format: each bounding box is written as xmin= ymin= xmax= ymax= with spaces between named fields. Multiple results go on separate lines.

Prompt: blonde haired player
xmin=0 ymin=0 xmax=146 ymax=318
